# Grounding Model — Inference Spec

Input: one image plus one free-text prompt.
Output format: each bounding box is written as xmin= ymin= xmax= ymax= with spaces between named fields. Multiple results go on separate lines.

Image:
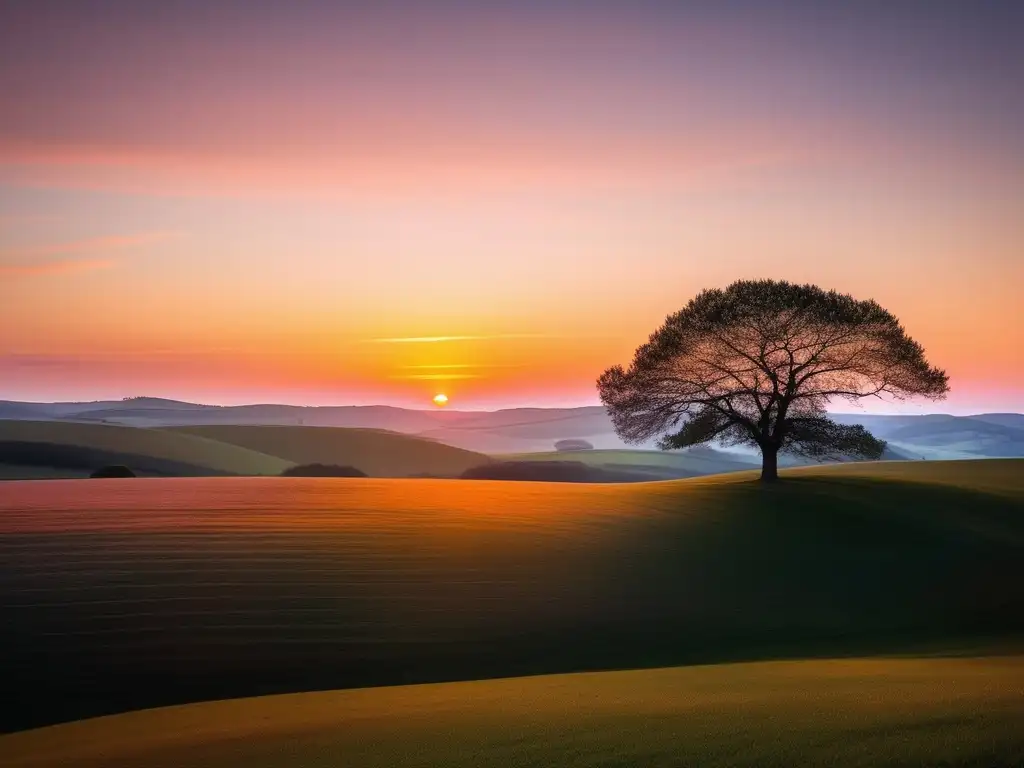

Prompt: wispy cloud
xmin=367 ymin=334 xmax=551 ymax=344
xmin=392 ymin=373 xmax=484 ymax=380
xmin=0 ymin=354 xmax=86 ymax=369
xmin=0 ymin=258 xmax=115 ymax=278
xmin=398 ymin=363 xmax=526 ymax=370
xmin=0 ymin=231 xmax=178 ymax=280
xmin=3 ymin=231 xmax=178 ymax=260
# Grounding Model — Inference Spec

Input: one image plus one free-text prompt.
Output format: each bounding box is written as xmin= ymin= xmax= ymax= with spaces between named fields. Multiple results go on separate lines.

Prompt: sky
xmin=1 ymin=0 xmax=1022 ymax=412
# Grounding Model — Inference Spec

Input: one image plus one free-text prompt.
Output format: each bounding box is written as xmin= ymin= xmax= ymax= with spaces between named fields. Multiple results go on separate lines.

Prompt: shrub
xmin=554 ymin=439 xmax=594 ymax=452
xmin=281 ymin=464 xmax=367 ymax=477
xmin=90 ymin=465 xmax=136 ymax=478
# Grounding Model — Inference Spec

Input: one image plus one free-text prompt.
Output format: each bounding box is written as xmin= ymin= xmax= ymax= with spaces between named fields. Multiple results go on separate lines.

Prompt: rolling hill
xmin=498 ymin=444 xmax=915 ymax=482
xmin=3 ymin=656 xmax=1022 ymax=767
xmin=0 ymin=420 xmax=290 ymax=477
xmin=881 ymin=416 xmax=1024 ymax=457
xmin=499 ymin=446 xmax=760 ymax=479
xmin=6 ymin=398 xmax=1023 ymax=459
xmin=971 ymin=413 xmax=1024 ymax=430
xmin=166 ymin=425 xmax=491 ymax=477
xmin=1 ymin=459 xmax=1021 ymax=732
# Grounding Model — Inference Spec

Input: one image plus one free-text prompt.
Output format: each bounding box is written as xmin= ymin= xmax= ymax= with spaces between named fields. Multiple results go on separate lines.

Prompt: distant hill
xmin=0 ymin=398 xmax=218 ymax=419
xmin=0 ymin=402 xmax=50 ymax=420
xmin=498 ymin=444 xmax=914 ymax=481
xmin=0 ymin=421 xmax=290 ymax=478
xmin=4 ymin=398 xmax=1023 ymax=460
xmin=971 ymin=413 xmax=1024 ymax=430
xmin=500 ymin=447 xmax=759 ymax=480
xmin=880 ymin=417 xmax=1024 ymax=458
xmin=434 ymin=406 xmax=612 ymax=436
xmin=884 ymin=415 xmax=1023 ymax=441
xmin=166 ymin=425 xmax=491 ymax=478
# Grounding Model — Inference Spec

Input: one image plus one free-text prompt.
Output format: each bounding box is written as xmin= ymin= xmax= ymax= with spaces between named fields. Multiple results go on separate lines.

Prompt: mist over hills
xmin=2 ymin=398 xmax=1022 ymax=461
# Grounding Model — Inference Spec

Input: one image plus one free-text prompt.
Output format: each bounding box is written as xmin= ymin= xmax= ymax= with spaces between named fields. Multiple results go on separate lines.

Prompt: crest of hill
xmin=4 ymin=657 xmax=1024 ymax=768
xmin=971 ymin=413 xmax=1024 ymax=430
xmin=884 ymin=416 xmax=1024 ymax=440
xmin=166 ymin=425 xmax=490 ymax=477
xmin=0 ymin=420 xmax=290 ymax=477
xmin=112 ymin=397 xmax=219 ymax=410
xmin=433 ymin=406 xmax=612 ymax=435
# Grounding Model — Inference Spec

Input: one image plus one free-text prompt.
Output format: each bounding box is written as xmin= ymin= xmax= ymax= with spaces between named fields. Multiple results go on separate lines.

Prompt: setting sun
xmin=432 ymin=393 xmax=449 ymax=407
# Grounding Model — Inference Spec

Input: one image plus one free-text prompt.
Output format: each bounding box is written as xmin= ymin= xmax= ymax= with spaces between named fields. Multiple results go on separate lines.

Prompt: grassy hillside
xmin=428 ymin=406 xmax=613 ymax=438
xmin=3 ymin=656 xmax=1022 ymax=767
xmin=498 ymin=447 xmax=912 ymax=480
xmin=0 ymin=421 xmax=290 ymax=477
xmin=1 ymin=460 xmax=1021 ymax=732
xmin=500 ymin=447 xmax=758 ymax=478
xmin=167 ymin=425 xmax=490 ymax=477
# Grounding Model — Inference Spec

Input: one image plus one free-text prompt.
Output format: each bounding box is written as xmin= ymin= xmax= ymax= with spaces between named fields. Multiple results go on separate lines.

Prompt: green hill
xmin=1 ymin=459 xmax=1021 ymax=732
xmin=2 ymin=656 xmax=1022 ymax=767
xmin=166 ymin=425 xmax=490 ymax=477
xmin=0 ymin=421 xmax=290 ymax=477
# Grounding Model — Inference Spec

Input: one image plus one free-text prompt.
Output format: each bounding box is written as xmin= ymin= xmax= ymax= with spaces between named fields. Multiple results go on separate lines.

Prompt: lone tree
xmin=598 ymin=280 xmax=948 ymax=482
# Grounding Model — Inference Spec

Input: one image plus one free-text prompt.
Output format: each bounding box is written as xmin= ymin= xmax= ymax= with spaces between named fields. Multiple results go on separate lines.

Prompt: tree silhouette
xmin=598 ymin=280 xmax=948 ymax=482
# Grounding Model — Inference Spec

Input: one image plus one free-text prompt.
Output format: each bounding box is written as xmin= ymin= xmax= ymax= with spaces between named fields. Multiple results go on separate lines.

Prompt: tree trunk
xmin=760 ymin=444 xmax=779 ymax=483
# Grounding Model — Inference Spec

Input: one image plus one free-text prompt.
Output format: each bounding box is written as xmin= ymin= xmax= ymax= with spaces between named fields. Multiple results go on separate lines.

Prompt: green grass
xmin=2 ymin=656 xmax=1023 ymax=767
xmin=167 ymin=424 xmax=491 ymax=477
xmin=2 ymin=459 xmax=1022 ymax=733
xmin=0 ymin=421 xmax=290 ymax=476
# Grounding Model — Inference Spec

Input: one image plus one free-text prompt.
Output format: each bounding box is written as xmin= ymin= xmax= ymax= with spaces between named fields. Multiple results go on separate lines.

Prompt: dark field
xmin=2 ymin=461 xmax=1023 ymax=734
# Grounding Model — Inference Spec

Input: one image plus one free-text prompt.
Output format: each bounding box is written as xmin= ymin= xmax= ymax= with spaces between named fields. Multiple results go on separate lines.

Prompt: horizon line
xmin=0 ymin=394 xmax=1012 ymax=418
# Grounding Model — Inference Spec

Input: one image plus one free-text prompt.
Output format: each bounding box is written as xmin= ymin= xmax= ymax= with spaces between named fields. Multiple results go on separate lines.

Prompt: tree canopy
xmin=598 ymin=280 xmax=948 ymax=481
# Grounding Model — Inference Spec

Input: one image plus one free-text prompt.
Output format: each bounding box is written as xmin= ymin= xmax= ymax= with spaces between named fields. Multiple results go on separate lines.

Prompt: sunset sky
xmin=2 ymin=1 xmax=1022 ymax=412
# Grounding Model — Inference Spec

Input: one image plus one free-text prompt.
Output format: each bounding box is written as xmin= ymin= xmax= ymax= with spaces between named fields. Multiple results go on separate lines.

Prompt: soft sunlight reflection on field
xmin=2 ymin=463 xmax=1022 ymax=733
xmin=0 ymin=477 xmax=676 ymax=534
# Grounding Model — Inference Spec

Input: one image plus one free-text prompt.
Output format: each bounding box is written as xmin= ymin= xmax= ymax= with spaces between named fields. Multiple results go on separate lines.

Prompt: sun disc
xmin=432 ymin=393 xmax=449 ymax=407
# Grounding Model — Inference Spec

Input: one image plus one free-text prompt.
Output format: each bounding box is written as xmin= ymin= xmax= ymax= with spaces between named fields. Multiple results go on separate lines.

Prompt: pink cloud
xmin=3 ymin=232 xmax=178 ymax=260
xmin=0 ymin=135 xmax=813 ymax=202
xmin=0 ymin=231 xmax=177 ymax=279
xmin=0 ymin=258 xmax=114 ymax=278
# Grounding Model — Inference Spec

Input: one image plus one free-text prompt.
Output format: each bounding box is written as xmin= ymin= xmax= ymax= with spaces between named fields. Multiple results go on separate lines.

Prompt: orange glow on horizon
xmin=1 ymin=4 xmax=1021 ymax=412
